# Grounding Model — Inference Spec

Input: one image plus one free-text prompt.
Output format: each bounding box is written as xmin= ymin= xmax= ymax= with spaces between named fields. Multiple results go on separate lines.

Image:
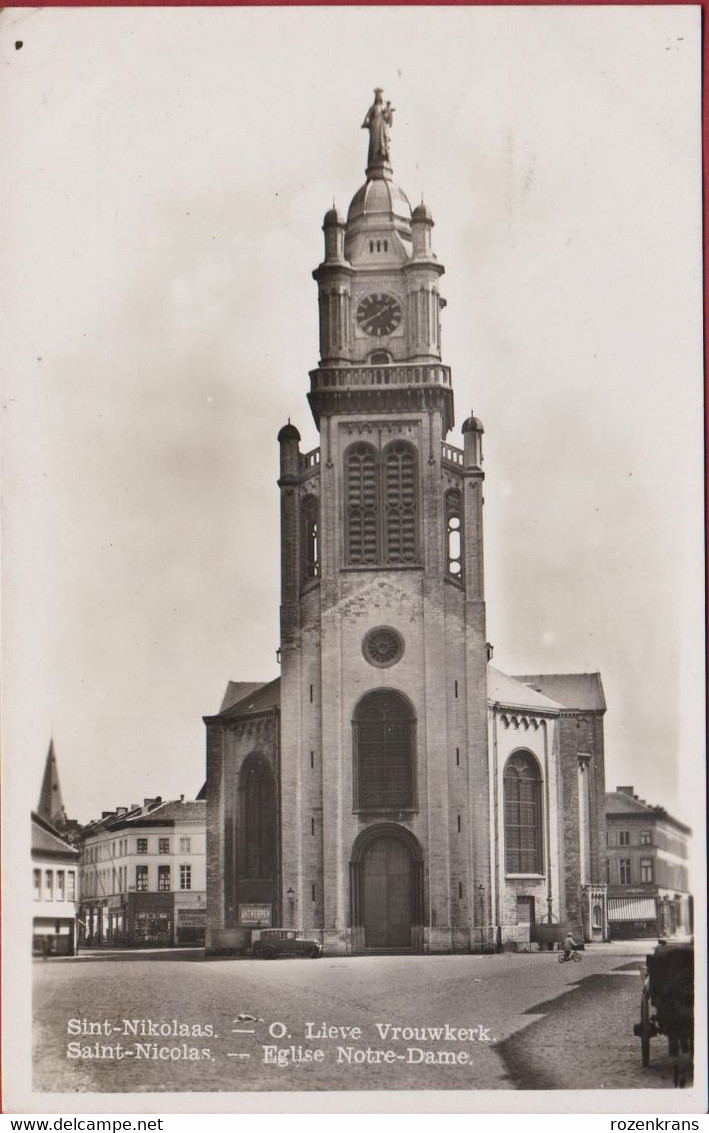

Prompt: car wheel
xmin=308 ymin=946 xmax=320 ymax=959
xmin=261 ymin=944 xmax=277 ymax=960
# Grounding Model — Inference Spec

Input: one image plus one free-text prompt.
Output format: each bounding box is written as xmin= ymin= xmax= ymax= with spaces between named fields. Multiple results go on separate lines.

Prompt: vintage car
xmin=251 ymin=929 xmax=322 ymax=960
xmin=633 ymin=939 xmax=694 ymax=1066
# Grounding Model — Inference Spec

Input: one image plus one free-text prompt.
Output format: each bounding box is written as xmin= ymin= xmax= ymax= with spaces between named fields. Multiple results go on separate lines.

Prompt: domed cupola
xmin=347 ymin=178 xmax=412 ymax=229
xmin=345 ymin=178 xmax=412 ymax=264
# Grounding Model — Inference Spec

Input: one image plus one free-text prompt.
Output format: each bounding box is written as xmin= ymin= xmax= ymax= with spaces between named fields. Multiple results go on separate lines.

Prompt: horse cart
xmin=633 ymin=940 xmax=694 ymax=1067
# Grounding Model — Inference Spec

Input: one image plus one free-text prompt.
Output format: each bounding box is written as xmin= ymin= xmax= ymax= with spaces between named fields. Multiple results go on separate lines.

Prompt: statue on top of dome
xmin=362 ymin=88 xmax=395 ymax=174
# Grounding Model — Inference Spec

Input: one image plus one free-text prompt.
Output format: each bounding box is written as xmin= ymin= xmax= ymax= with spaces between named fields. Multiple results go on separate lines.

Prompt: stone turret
xmin=462 ymin=411 xmax=484 ymax=470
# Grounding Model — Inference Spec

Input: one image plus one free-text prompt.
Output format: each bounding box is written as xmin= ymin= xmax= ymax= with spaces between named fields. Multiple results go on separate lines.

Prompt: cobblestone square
xmin=32 ymin=942 xmax=692 ymax=1096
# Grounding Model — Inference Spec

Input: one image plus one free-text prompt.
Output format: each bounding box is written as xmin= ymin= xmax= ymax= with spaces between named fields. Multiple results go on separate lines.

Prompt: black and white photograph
xmin=1 ymin=4 xmax=706 ymax=1114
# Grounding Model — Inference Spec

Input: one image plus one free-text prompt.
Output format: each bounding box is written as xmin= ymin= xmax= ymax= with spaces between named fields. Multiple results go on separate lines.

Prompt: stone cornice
xmin=308 ymin=384 xmax=454 ymax=433
xmin=490 ymin=704 xmax=557 ymax=728
xmin=203 ymin=706 xmax=279 ymax=729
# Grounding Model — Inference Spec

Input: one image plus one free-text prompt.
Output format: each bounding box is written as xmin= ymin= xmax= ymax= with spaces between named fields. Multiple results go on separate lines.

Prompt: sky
xmin=1 ymin=6 xmax=704 ymax=831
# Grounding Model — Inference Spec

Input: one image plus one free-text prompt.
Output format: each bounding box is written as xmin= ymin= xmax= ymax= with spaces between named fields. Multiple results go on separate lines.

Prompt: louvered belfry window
xmin=504 ymin=751 xmax=543 ymax=874
xmin=346 ymin=444 xmax=379 ymax=564
xmin=345 ymin=441 xmax=418 ymax=566
xmin=384 ymin=442 xmax=417 ymax=563
xmin=354 ymin=690 xmax=415 ymax=811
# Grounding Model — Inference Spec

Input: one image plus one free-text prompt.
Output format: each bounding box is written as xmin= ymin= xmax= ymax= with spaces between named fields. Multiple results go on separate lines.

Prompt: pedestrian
xmin=562 ymin=930 xmax=577 ymax=961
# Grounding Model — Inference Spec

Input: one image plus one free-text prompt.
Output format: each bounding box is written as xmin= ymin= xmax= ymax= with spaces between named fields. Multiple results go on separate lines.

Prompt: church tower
xmin=278 ymin=92 xmax=491 ymax=953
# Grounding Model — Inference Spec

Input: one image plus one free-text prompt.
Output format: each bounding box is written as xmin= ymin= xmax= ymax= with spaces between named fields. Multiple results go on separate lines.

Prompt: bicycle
xmin=557 ymin=949 xmax=582 ymax=963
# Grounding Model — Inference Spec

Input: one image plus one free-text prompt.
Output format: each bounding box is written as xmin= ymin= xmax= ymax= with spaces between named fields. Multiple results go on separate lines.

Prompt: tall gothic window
xmin=445 ymin=489 xmax=463 ymax=581
xmin=384 ymin=442 xmax=417 ymax=564
xmin=504 ymin=751 xmax=543 ymax=874
xmin=346 ymin=443 xmax=379 ymax=564
xmin=353 ymin=690 xmax=416 ymax=811
xmin=237 ymin=756 xmax=276 ymax=880
xmin=301 ymin=495 xmax=319 ymax=583
xmin=345 ymin=441 xmax=419 ymax=566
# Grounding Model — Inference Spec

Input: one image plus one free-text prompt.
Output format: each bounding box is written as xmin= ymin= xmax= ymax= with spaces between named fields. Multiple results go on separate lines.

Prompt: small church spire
xmin=37 ymin=738 xmax=67 ymax=829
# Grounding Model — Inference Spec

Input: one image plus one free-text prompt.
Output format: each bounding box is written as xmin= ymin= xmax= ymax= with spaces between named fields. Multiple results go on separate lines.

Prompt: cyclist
xmin=562 ymin=931 xmax=577 ymax=961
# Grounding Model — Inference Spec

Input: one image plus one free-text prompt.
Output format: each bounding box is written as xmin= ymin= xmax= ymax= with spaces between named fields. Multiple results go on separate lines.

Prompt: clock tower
xmin=277 ymin=91 xmax=491 ymax=954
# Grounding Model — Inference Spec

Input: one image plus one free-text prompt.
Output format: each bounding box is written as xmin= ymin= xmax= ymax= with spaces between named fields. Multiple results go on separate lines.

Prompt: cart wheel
xmin=668 ymin=1036 xmax=679 ymax=1058
xmin=640 ymin=989 xmax=651 ymax=1067
xmin=557 ymin=951 xmax=566 ymax=964
xmin=572 ymin=950 xmax=582 ymax=962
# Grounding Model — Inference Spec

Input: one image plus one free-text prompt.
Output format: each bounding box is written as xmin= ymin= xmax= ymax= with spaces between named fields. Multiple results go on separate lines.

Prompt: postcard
xmin=1 ymin=4 xmax=706 ymax=1115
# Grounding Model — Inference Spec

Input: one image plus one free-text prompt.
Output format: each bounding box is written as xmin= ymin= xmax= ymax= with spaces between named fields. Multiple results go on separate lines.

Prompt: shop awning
xmin=608 ymin=897 xmax=657 ymax=922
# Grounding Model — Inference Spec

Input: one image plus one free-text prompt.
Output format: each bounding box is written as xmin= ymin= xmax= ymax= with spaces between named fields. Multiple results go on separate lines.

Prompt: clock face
xmin=356 ymin=292 xmax=402 ymax=337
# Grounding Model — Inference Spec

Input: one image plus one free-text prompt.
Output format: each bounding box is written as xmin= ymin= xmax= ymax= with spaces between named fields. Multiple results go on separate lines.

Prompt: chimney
xmin=616 ymin=786 xmax=635 ymax=796
xmin=180 ymin=794 xmax=185 ymax=803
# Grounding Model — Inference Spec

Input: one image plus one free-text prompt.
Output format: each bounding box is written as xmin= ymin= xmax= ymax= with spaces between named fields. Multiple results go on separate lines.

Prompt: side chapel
xmin=205 ymin=93 xmax=608 ymax=954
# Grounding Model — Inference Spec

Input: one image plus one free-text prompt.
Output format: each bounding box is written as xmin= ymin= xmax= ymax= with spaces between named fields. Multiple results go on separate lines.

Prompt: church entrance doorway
xmin=350 ymin=825 xmax=423 ymax=953
xmin=362 ymin=836 xmax=412 ymax=949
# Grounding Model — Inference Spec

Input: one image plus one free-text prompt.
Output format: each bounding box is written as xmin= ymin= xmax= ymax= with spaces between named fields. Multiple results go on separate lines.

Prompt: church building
xmin=205 ymin=94 xmax=608 ymax=954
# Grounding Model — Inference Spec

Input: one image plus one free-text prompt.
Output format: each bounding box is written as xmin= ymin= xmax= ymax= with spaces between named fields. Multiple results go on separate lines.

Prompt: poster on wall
xmin=2 ymin=3 xmax=705 ymax=1116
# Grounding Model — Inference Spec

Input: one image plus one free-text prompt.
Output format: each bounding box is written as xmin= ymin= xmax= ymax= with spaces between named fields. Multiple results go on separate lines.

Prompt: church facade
xmin=205 ymin=96 xmax=608 ymax=955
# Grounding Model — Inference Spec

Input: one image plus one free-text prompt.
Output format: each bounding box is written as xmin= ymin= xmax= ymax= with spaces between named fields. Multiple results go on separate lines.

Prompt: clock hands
xmin=360 ymin=313 xmax=388 ymax=333
xmin=356 ymin=293 xmax=402 ymax=337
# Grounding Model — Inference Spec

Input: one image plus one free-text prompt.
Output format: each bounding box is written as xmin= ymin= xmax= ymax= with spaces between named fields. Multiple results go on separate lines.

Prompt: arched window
xmin=370 ymin=350 xmax=391 ymax=364
xmin=504 ymin=751 xmax=543 ymax=874
xmin=345 ymin=442 xmax=419 ymax=567
xmin=237 ymin=756 xmax=276 ymax=880
xmin=353 ymin=690 xmax=416 ymax=811
xmin=301 ymin=495 xmax=319 ymax=583
xmin=445 ymin=489 xmax=463 ymax=581
xmin=383 ymin=442 xmax=418 ymax=564
xmin=345 ymin=443 xmax=379 ymax=564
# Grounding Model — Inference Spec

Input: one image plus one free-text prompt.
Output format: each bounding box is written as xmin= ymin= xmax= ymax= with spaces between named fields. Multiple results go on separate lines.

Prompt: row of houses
xmin=605 ymin=785 xmax=692 ymax=939
xmin=32 ymin=743 xmax=692 ymax=956
xmin=32 ymin=744 xmax=206 ymax=953
xmin=79 ymin=796 xmax=206 ymax=948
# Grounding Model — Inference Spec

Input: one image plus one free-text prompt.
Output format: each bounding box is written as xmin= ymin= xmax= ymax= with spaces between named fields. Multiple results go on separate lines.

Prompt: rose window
xmin=362 ymin=626 xmax=404 ymax=668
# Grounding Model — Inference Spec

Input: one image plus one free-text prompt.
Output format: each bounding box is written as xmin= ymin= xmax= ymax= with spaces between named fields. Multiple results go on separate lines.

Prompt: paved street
xmin=33 ymin=942 xmax=692 ymax=1094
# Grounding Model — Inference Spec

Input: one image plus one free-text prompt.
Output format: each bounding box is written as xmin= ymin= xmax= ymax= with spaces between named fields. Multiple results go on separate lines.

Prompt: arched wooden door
xmin=362 ymin=835 xmax=414 ymax=950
